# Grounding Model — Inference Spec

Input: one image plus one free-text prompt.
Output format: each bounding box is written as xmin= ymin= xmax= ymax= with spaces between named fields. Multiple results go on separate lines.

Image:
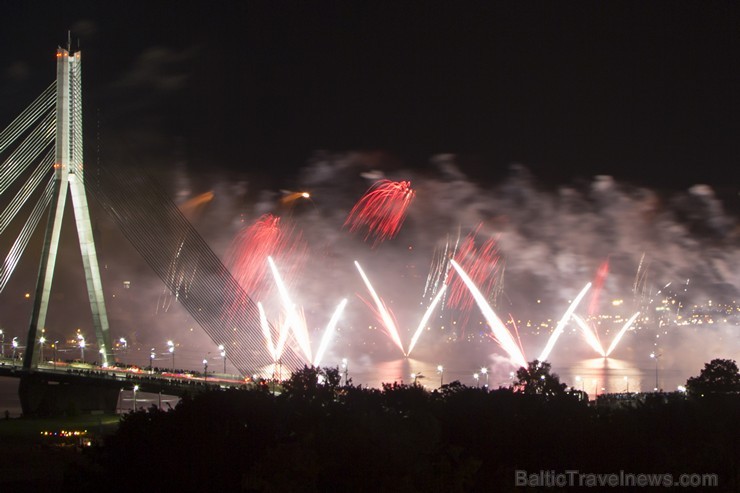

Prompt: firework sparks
xmin=425 ymin=227 xmax=503 ymax=330
xmin=354 ymin=260 xmax=405 ymax=354
xmin=588 ymin=259 xmax=610 ymax=316
xmin=344 ymin=179 xmax=415 ymax=243
xmin=572 ymin=314 xmax=606 ymax=357
xmin=449 ymin=260 xmax=527 ymax=368
xmin=257 ymin=302 xmax=276 ymax=362
xmin=313 ymin=298 xmax=348 ymax=367
xmin=406 ymin=284 xmax=447 ymax=357
xmin=605 ymin=312 xmax=640 ymax=357
xmin=226 ymin=214 xmax=307 ymax=302
xmin=268 ymin=256 xmax=312 ymax=363
xmin=538 ymin=282 xmax=592 ymax=362
xmin=449 ymin=231 xmax=502 ymax=316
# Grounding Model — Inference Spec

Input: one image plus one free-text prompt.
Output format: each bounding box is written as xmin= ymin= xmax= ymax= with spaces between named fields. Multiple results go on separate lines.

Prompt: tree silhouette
xmin=686 ymin=358 xmax=740 ymax=396
xmin=281 ymin=365 xmax=342 ymax=401
xmin=514 ymin=360 xmax=567 ymax=397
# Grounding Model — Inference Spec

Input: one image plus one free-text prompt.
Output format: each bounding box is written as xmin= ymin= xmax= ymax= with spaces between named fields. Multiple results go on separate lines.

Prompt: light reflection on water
xmin=342 ymin=356 xmax=686 ymax=396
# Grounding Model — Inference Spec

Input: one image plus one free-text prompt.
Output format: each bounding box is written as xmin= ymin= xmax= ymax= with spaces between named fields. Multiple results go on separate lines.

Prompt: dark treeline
xmin=67 ymin=365 xmax=738 ymax=492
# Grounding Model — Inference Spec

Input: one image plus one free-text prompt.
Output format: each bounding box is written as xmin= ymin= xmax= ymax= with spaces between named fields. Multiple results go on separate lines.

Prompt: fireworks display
xmin=354 ymin=260 xmax=405 ymax=354
xmin=573 ymin=314 xmax=606 ymax=357
xmin=605 ymin=312 xmax=641 ymax=357
xmin=226 ymin=214 xmax=307 ymax=302
xmin=344 ymin=179 xmax=415 ymax=243
xmin=538 ymin=283 xmax=592 ymax=362
xmin=12 ymin=153 xmax=736 ymax=391
xmin=450 ymin=260 xmax=528 ymax=368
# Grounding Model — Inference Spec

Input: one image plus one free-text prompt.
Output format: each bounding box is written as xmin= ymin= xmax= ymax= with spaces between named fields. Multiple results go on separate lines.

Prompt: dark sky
xmin=2 ymin=1 xmax=739 ymax=191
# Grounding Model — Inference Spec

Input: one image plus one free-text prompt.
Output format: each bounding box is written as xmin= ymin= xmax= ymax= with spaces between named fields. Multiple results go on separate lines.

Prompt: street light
xmin=341 ymin=358 xmax=348 ymax=386
xmin=149 ymin=348 xmax=155 ymax=373
xmin=650 ymin=352 xmax=661 ymax=391
xmin=39 ymin=336 xmax=46 ymax=363
xmin=52 ymin=341 xmax=59 ymax=369
xmin=473 ymin=372 xmax=479 ymax=388
xmin=203 ymin=358 xmax=209 ymax=382
xmin=219 ymin=344 xmax=226 ymax=374
xmin=481 ymin=367 xmax=489 ymax=388
xmin=167 ymin=340 xmax=175 ymax=370
xmin=411 ymin=372 xmax=419 ymax=385
xmin=119 ymin=337 xmax=127 ymax=360
xmin=132 ymin=384 xmax=139 ymax=410
xmin=575 ymin=375 xmax=584 ymax=392
xmin=12 ymin=337 xmax=18 ymax=364
xmin=437 ymin=365 xmax=444 ymax=387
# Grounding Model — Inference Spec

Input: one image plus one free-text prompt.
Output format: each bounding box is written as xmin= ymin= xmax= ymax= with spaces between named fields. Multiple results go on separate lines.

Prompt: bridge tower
xmin=24 ymin=48 xmax=113 ymax=369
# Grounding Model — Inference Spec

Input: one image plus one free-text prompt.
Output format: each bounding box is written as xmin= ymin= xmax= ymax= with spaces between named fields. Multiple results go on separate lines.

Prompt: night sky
xmin=2 ymin=1 xmax=739 ymax=192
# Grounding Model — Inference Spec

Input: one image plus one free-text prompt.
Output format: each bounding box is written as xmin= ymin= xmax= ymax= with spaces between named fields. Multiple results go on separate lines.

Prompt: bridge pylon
xmin=24 ymin=48 xmax=113 ymax=369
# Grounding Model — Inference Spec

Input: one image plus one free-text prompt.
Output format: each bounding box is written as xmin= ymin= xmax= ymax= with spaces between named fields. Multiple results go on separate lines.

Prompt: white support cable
xmin=0 ymin=177 xmax=55 ymax=293
xmin=0 ymin=83 xmax=55 ymax=154
xmin=0 ymin=112 xmax=55 ymax=194
xmin=0 ymin=150 xmax=54 ymax=235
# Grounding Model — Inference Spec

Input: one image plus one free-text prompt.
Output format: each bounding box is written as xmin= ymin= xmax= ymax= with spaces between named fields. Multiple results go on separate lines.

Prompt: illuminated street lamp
xmin=167 ymin=340 xmax=175 ymax=370
xmin=473 ymin=372 xmax=480 ymax=388
xmin=119 ymin=337 xmax=127 ymax=359
xmin=341 ymin=358 xmax=349 ymax=386
xmin=650 ymin=352 xmax=661 ymax=391
xmin=12 ymin=337 xmax=18 ymax=363
xmin=52 ymin=341 xmax=59 ymax=369
xmin=219 ymin=344 xmax=226 ymax=374
xmin=203 ymin=358 xmax=209 ymax=382
xmin=437 ymin=365 xmax=444 ymax=387
xmin=149 ymin=348 xmax=155 ymax=373
xmin=411 ymin=372 xmax=418 ymax=385
xmin=39 ymin=336 xmax=46 ymax=363
xmin=575 ymin=375 xmax=584 ymax=392
xmin=78 ymin=335 xmax=86 ymax=362
xmin=480 ymin=367 xmax=489 ymax=388
xmin=132 ymin=384 xmax=139 ymax=410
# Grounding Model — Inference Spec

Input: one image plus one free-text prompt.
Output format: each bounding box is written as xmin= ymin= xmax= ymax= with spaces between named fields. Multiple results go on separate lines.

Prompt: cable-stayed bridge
xmin=0 ymin=47 xmax=303 ymax=415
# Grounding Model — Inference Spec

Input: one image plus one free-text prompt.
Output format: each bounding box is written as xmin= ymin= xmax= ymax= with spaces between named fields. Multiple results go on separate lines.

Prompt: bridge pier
xmin=18 ymin=371 xmax=121 ymax=416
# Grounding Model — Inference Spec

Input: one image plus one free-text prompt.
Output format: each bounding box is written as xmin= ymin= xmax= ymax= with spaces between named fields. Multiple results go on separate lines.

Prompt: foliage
xmin=514 ymin=359 xmax=568 ymax=397
xmin=686 ymin=358 xmax=740 ymax=396
xmin=280 ymin=365 xmax=341 ymax=401
xmin=67 ymin=363 xmax=740 ymax=493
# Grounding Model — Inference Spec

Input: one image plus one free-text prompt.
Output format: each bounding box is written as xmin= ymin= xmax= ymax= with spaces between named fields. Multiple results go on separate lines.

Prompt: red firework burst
xmin=344 ymin=179 xmax=415 ymax=243
xmin=226 ymin=214 xmax=307 ymax=301
xmin=588 ymin=258 xmax=610 ymax=316
xmin=446 ymin=227 xmax=502 ymax=314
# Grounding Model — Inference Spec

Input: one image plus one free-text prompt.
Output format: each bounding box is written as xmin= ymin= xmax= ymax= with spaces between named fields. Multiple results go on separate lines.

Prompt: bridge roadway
xmin=0 ymin=358 xmax=251 ymax=416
